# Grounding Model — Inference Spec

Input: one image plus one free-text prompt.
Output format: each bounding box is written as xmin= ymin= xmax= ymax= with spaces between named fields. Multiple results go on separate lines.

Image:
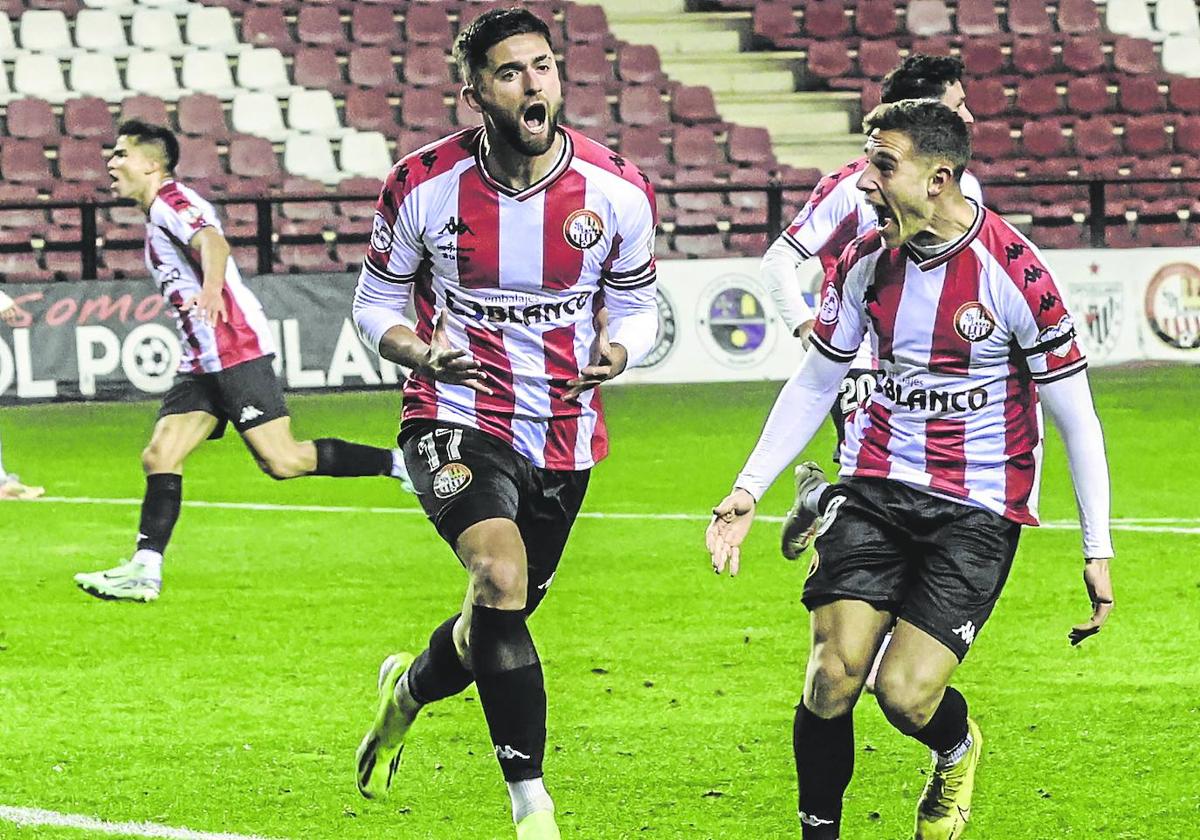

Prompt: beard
xmin=485 ymin=100 xmax=562 ymax=157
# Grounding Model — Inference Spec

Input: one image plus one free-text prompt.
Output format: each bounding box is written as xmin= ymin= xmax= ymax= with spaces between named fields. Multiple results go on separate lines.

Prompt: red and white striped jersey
xmin=810 ymin=204 xmax=1086 ymax=525
xmin=144 ymin=180 xmax=273 ymax=373
xmin=364 ymin=126 xmax=658 ymax=471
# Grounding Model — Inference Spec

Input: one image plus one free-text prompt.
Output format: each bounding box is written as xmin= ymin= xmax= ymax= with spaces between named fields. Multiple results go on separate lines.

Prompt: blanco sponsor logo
xmin=953 ymin=620 xmax=977 ymax=647
xmin=494 ymin=744 xmax=531 ymax=761
xmin=239 ymin=405 xmax=263 ymax=424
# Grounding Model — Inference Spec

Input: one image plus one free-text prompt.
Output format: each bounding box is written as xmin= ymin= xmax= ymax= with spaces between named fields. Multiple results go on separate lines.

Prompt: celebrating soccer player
xmin=349 ymin=9 xmax=658 ymax=840
xmin=706 ymin=100 xmax=1115 ymax=840
xmin=72 ymin=121 xmax=413 ymax=603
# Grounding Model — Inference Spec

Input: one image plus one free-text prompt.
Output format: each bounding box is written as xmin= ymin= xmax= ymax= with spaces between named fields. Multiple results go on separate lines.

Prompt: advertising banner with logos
xmin=1 ymin=247 xmax=1196 ymax=403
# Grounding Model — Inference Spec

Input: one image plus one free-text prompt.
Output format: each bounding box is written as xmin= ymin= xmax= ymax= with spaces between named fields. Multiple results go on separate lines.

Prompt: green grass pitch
xmin=1 ymin=365 xmax=1196 ymax=839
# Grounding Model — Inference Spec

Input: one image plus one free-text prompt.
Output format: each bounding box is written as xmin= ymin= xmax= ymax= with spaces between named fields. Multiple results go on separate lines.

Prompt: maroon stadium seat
xmin=46 ymin=181 xmax=97 ymax=240
xmin=564 ymin=43 xmax=614 ymax=87
xmin=0 ymin=184 xmax=48 ymax=232
xmin=119 ymin=95 xmax=169 ymax=127
xmin=727 ymin=167 xmax=770 ymax=225
xmin=335 ymin=175 xmax=382 ymax=236
xmin=293 ymin=48 xmax=347 ymax=95
xmin=671 ymin=126 xmax=725 ymax=170
xmin=753 ymin=2 xmax=799 ymax=47
xmin=726 ymin=125 xmax=775 ymax=168
xmin=1030 ymin=222 xmax=1084 ymax=249
xmin=960 ymin=38 xmax=1008 ymax=77
xmin=616 ymin=44 xmax=666 ymax=86
xmin=905 ymin=0 xmax=952 ymax=36
xmin=278 ymin=243 xmax=341 ymax=274
xmin=57 ymin=138 xmax=107 ymax=182
xmin=672 ymin=233 xmax=734 ymax=259
xmin=1066 ymin=77 xmax=1111 ymax=114
xmin=241 ymin=7 xmax=294 ymax=52
xmin=350 ymin=46 xmax=399 ymax=90
xmin=1168 ymin=78 xmax=1200 ymax=112
xmin=400 ymin=88 xmax=450 ymax=130
xmin=278 ymin=177 xmax=332 ymax=237
xmin=911 ymin=36 xmax=954 ymax=56
xmin=63 ymin=97 xmax=114 ymax=142
xmin=806 ymin=40 xmax=854 ymax=80
xmin=671 ymin=85 xmax=721 ymax=125
xmin=1020 ymin=120 xmax=1069 ymax=158
xmin=102 ymin=246 xmax=150 ymax=279
xmin=297 ymin=5 xmax=343 ymax=47
xmin=955 ymin=0 xmax=1000 ymax=37
xmin=966 ymin=78 xmax=1010 ymax=119
xmin=397 ymin=127 xmax=445 ymax=155
xmin=729 ymin=232 xmax=769 ymax=258
xmin=177 ymin=93 xmax=230 ymax=140
xmin=405 ymin=3 xmax=451 ymax=46
xmin=858 ymin=39 xmax=902 ymax=79
xmin=563 ymin=83 xmax=614 ymax=135
xmin=1 ymin=141 xmax=52 ymax=184
xmin=6 ymin=98 xmax=59 ymax=140
xmin=802 ymin=0 xmax=850 ymax=39
xmin=1062 ymin=36 xmax=1105 ymax=75
xmin=617 ymin=126 xmax=669 ymax=174
xmin=1007 ymin=0 xmax=1053 ymax=35
xmin=562 ymin=5 xmax=611 ymax=46
xmin=351 ymin=4 xmax=397 ymax=45
xmin=345 ymin=88 xmax=400 ymax=134
xmin=1175 ymin=116 xmax=1200 ymax=154
xmin=0 ymin=252 xmax=52 ymax=282
xmin=971 ymin=122 xmax=1016 ymax=159
xmin=1015 ymin=76 xmax=1061 ymax=116
xmin=618 ymin=86 xmax=670 ymax=128
xmin=1057 ymin=0 xmax=1100 ymax=34
xmin=1117 ymin=75 xmax=1164 ymax=114
xmin=176 ymin=136 xmax=224 ymax=184
xmin=671 ymin=167 xmax=728 ymax=217
xmin=404 ymin=45 xmax=454 ymax=88
xmin=1113 ymin=37 xmax=1159 ymax=76
xmin=229 ymin=134 xmax=281 ymax=182
xmin=1124 ymin=115 xmax=1171 ymax=156
xmin=1011 ymin=37 xmax=1059 ymax=76
xmin=1073 ymin=116 xmax=1120 ymax=157
xmin=854 ymin=0 xmax=899 ymax=38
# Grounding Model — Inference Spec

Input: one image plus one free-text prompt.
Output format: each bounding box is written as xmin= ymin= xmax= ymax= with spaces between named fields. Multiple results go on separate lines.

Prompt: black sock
xmin=136 ymin=473 xmax=182 ymax=554
xmin=912 ymin=686 xmax=969 ymax=754
xmin=311 ymin=438 xmax=391 ymax=477
xmin=408 ymin=614 xmax=474 ymax=705
xmin=470 ymin=605 xmax=545 ymax=782
xmin=794 ymin=702 xmax=854 ymax=840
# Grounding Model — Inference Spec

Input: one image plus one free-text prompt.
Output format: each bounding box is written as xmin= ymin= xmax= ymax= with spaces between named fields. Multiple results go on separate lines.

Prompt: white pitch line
xmin=27 ymin=496 xmax=1200 ymax=534
xmin=0 ymin=805 xmax=280 ymax=840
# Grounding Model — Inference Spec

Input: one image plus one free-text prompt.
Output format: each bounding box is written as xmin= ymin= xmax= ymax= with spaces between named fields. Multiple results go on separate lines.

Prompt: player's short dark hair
xmin=863 ymin=100 xmax=971 ymax=178
xmin=453 ymin=7 xmax=554 ymax=85
xmin=880 ymin=54 xmax=965 ymax=103
xmin=116 ymin=119 xmax=179 ymax=173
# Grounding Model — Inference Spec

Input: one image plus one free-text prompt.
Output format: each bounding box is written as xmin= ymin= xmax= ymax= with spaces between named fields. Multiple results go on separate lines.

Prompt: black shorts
xmin=829 ymin=368 xmax=879 ymax=461
xmin=158 ymin=355 xmax=288 ymax=440
xmin=400 ymin=420 xmax=590 ymax=615
xmin=805 ymin=477 xmax=1021 ymax=660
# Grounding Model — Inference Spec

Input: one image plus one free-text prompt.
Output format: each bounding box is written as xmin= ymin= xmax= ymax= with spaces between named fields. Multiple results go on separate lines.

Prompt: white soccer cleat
xmin=0 ymin=476 xmax=45 ymax=500
xmin=780 ymin=461 xmax=829 ymax=560
xmin=74 ymin=559 xmax=161 ymax=603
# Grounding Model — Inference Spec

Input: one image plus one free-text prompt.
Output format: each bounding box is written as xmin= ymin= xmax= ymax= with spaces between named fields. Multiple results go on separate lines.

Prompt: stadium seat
xmin=671 ymin=85 xmax=720 ymax=126
xmin=726 ymin=125 xmax=775 ymax=168
xmin=1173 ymin=115 xmax=1200 ymax=153
xmin=185 ymin=6 xmax=238 ymax=51
xmin=854 ymin=0 xmax=900 ymax=38
xmin=966 ymin=78 xmax=1010 ymax=119
xmin=1056 ymin=0 xmax=1100 ymax=35
xmin=729 ymin=231 xmax=769 ymax=257
xmin=403 ymin=3 xmax=452 ymax=46
xmin=672 ymin=233 xmax=734 ymax=259
xmin=564 ymin=43 xmax=615 ymax=87
xmin=1030 ymin=222 xmax=1084 ymax=248
xmin=1155 ymin=0 xmax=1200 ymax=35
xmin=18 ymin=9 xmax=71 ymax=52
xmin=237 ymin=47 xmax=293 ymax=94
xmin=351 ymin=5 xmax=398 ymax=45
xmin=616 ymin=44 xmax=666 ymax=86
xmin=339 ymin=130 xmax=392 ymax=180
xmin=400 ymin=88 xmax=450 ymax=130
xmin=63 ymin=97 xmax=114 ymax=141
xmin=13 ymin=53 xmax=69 ymax=102
xmin=617 ymin=125 xmax=670 ymax=174
xmin=1117 ymin=76 xmax=1165 ymax=113
xmin=69 ymin=53 xmax=125 ymax=100
xmin=276 ymin=176 xmax=330 ymax=237
xmin=0 ymin=251 xmax=52 ymax=282
xmin=130 ymin=8 xmax=182 ymax=51
xmin=1011 ymin=37 xmax=1058 ymax=77
xmin=241 ymin=7 xmax=294 ymax=53
xmin=1161 ymin=36 xmax=1200 ymax=77
xmin=752 ymin=2 xmax=799 ymax=47
xmin=119 ymin=94 xmax=169 ymax=126
xmin=1008 ymin=0 xmax=1053 ymax=35
xmin=1106 ymin=0 xmax=1155 ymax=38
xmin=1073 ymin=116 xmax=1120 ymax=157
xmin=727 ymin=167 xmax=770 ymax=224
xmin=335 ymin=175 xmax=383 ymax=228
xmin=75 ymin=8 xmax=127 ymax=52
xmin=1015 ymin=76 xmax=1061 ymax=116
xmin=58 ymin=138 xmax=107 ymax=182
xmin=1061 ymin=36 xmax=1105 ymax=74
xmin=277 ymin=243 xmax=341 ymax=274
xmin=905 ymin=0 xmax=951 ymax=36
xmin=911 ymin=36 xmax=954 ymax=57
xmin=404 ymin=45 xmax=454 ymax=88
xmin=562 ymin=4 xmax=611 ymax=46
xmin=283 ymin=134 xmax=340 ymax=184
xmin=563 ymin=83 xmax=615 ymax=134
xmin=955 ymin=0 xmax=999 ymax=36
xmin=177 ymin=93 xmax=230 ymax=140
xmin=5 ymin=98 xmax=58 ymax=140
xmin=229 ymin=134 xmax=281 ymax=182
xmin=397 ymin=127 xmax=444 ymax=155
xmin=293 ymin=48 xmax=346 ymax=95
xmin=176 ymin=136 xmax=224 ymax=185
xmin=1168 ymin=77 xmax=1200 ymax=111
xmin=126 ymin=50 xmax=183 ymax=99
xmin=806 ymin=40 xmax=854 ymax=80
xmin=345 ymin=87 xmax=400 ymax=133
xmin=0 ymin=184 xmax=47 ymax=232
xmin=671 ymin=167 xmax=729 ymax=216
xmin=671 ymin=125 xmax=725 ymax=170
xmin=182 ymin=50 xmax=238 ymax=98
xmin=1066 ymin=76 xmax=1111 ymax=113
xmin=802 ymin=0 xmax=850 ymax=40
xmin=960 ymin=38 xmax=1008 ymax=77
xmin=618 ymin=86 xmax=670 ymax=128
xmin=231 ymin=91 xmax=287 ymax=142
xmin=1113 ymin=37 xmax=1161 ymax=75
xmin=349 ymin=46 xmax=399 ymax=90
xmin=858 ymin=39 xmax=902 ymax=79
xmin=971 ymin=122 xmax=1016 ymax=159
xmin=1 ymin=140 xmax=52 ymax=183
xmin=287 ymin=89 xmax=344 ymax=136
xmin=297 ymin=6 xmax=344 ymax=48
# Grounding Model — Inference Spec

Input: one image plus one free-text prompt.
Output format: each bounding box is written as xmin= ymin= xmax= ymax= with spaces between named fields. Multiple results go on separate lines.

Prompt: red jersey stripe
xmin=456 ymin=171 xmax=501 ymax=289
xmin=589 ymin=388 xmax=609 ymax=465
xmin=925 ymin=417 xmax=968 ymax=497
xmin=1002 ymin=361 xmax=1039 ymax=524
xmin=466 ymin=324 xmax=515 ymax=445
xmin=928 ymin=247 xmax=982 ymax=376
xmin=541 ymin=169 xmax=587 ymax=291
xmin=542 ymin=325 xmax=580 ymax=467
xmin=854 ymin=402 xmax=894 ymax=476
xmin=866 ymin=250 xmax=906 ymax=363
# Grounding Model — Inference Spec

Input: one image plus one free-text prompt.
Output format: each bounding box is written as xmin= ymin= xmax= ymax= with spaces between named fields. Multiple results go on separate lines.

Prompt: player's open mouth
xmin=873 ymin=202 xmax=897 ymax=237
xmin=522 ymin=103 xmax=548 ymax=134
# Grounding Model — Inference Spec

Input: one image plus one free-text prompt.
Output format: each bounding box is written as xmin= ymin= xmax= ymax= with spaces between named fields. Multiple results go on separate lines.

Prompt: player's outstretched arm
xmin=1039 ymin=371 xmax=1115 ymax=646
xmin=706 ymin=488 xmax=757 ymax=576
xmin=180 ymin=227 xmax=230 ymax=326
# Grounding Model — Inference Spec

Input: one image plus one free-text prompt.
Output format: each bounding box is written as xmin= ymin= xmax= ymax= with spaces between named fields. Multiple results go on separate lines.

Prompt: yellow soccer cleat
xmin=914 ymin=718 xmax=983 ymax=840
xmin=355 ymin=652 xmax=418 ymax=800
xmin=516 ymin=810 xmax=560 ymax=840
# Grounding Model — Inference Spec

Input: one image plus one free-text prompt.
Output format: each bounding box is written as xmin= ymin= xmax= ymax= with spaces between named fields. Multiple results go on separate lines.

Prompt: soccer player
xmin=0 ymin=291 xmax=45 ymax=500
xmin=768 ymin=55 xmax=979 ymax=561
xmin=350 ymin=9 xmax=658 ymax=839
xmin=706 ymin=101 xmax=1115 ymax=840
xmin=72 ymin=121 xmax=413 ymax=603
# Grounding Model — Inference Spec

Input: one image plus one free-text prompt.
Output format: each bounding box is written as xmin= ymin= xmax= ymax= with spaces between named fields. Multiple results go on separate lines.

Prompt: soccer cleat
xmin=73 ymin=559 xmax=161 ymax=603
xmin=780 ymin=461 xmax=828 ymax=560
xmin=0 ymin=476 xmax=45 ymax=500
xmin=914 ymin=718 xmax=983 ymax=840
xmin=355 ymin=652 xmax=419 ymax=800
xmin=390 ymin=448 xmax=415 ymax=495
xmin=515 ymin=810 xmax=560 ymax=840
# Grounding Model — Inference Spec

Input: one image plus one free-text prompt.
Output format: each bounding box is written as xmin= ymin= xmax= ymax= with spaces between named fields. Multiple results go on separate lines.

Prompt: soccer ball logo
xmin=133 ymin=335 xmax=173 ymax=377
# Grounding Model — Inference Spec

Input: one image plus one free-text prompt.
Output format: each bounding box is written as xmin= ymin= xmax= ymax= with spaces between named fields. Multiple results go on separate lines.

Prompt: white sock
xmin=390 ymin=449 xmax=408 ymax=480
xmin=937 ymin=732 xmax=973 ymax=770
xmin=804 ymin=483 xmax=829 ymax=514
xmin=507 ymin=777 xmax=553 ymax=824
xmin=131 ymin=549 xmax=163 ymax=578
xmin=392 ymin=669 xmax=422 ymax=715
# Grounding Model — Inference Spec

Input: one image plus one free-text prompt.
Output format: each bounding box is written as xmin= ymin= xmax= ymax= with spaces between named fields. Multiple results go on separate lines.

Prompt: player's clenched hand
xmin=1069 ymin=557 xmax=1114 ymax=646
xmin=181 ymin=286 xmax=227 ymax=326
xmin=706 ymin=488 xmax=756 ymax=577
xmin=563 ymin=318 xmax=628 ymax=402
xmin=420 ymin=309 xmax=493 ymax=395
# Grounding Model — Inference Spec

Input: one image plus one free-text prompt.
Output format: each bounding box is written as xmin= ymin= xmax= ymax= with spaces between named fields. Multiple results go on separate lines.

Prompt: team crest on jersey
xmin=818 ymin=285 xmax=841 ymax=325
xmin=1037 ymin=314 xmax=1077 ymax=357
xmin=370 ymin=212 xmax=393 ymax=253
xmin=180 ymin=205 xmax=204 ymax=228
xmin=953 ymin=301 xmax=996 ymax=342
xmin=563 ymin=209 xmax=604 ymax=250
xmin=432 ymin=462 xmax=473 ymax=498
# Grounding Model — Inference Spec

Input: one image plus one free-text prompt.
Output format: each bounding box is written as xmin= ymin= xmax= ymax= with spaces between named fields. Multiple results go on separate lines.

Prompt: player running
xmin=73 ymin=121 xmax=412 ymax=603
xmin=707 ymin=100 xmax=1115 ymax=840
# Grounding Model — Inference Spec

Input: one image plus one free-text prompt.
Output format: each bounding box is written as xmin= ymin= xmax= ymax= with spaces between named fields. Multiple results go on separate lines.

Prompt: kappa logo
xmin=563 ymin=208 xmax=605 ymax=250
xmin=953 ymin=620 xmax=977 ymax=647
xmin=494 ymin=744 xmax=531 ymax=761
xmin=239 ymin=405 xmax=263 ymax=424
xmin=953 ymin=301 xmax=996 ymax=342
xmin=439 ymin=216 xmax=475 ymax=236
xmin=432 ymin=462 xmax=473 ymax=499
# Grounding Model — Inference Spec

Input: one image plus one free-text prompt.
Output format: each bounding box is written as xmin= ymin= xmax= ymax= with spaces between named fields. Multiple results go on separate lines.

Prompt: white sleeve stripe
xmin=809 ymin=332 xmax=857 ymax=362
xmin=364 ymin=259 xmax=417 ymax=285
